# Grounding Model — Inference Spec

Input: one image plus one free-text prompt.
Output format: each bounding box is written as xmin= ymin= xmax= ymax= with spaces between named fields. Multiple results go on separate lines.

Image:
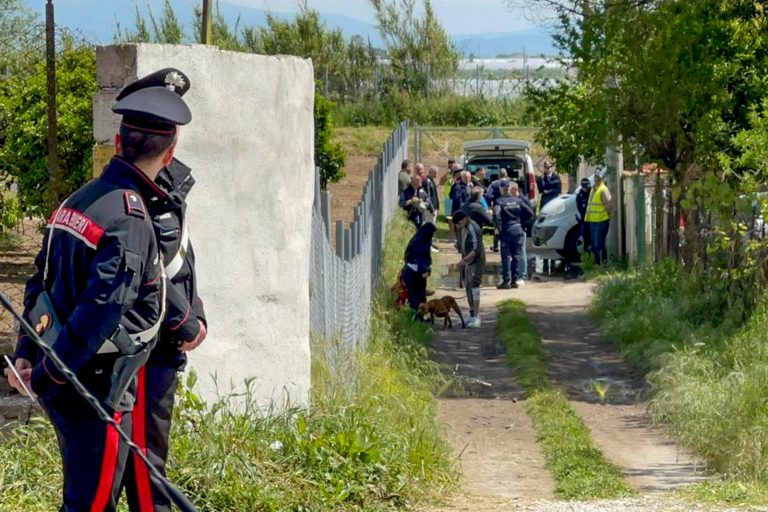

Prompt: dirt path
xmin=427 ymin=241 xmax=714 ymax=510
xmin=518 ymin=280 xmax=709 ymax=493
xmin=429 ymin=241 xmax=555 ymax=505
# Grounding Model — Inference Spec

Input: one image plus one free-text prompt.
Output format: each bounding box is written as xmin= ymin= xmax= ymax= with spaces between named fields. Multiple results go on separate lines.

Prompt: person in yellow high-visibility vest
xmin=585 ymin=169 xmax=612 ymax=264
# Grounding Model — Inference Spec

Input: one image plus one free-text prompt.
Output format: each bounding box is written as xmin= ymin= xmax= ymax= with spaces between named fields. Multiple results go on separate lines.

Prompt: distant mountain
xmin=24 ymin=0 xmax=555 ymax=56
xmin=454 ymin=28 xmax=558 ymax=58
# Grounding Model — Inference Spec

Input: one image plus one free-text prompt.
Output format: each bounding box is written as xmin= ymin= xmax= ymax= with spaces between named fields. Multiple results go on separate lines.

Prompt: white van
xmin=459 ymin=139 xmax=539 ymax=204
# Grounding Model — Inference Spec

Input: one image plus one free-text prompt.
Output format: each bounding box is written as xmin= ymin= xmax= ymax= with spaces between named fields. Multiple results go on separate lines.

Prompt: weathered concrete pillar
xmin=94 ymin=44 xmax=315 ymax=409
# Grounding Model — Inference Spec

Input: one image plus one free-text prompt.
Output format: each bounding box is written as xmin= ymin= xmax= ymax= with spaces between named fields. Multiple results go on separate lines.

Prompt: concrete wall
xmin=94 ymin=44 xmax=315 ymax=408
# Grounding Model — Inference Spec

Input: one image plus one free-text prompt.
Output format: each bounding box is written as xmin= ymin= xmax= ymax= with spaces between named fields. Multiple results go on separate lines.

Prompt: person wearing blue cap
xmin=111 ymin=69 xmax=208 ymax=512
xmin=7 ymin=68 xmax=191 ymax=511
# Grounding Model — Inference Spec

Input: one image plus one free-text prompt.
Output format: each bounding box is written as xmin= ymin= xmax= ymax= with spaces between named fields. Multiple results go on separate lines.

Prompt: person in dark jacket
xmin=576 ymin=177 xmax=592 ymax=254
xmin=449 ymin=170 xmax=472 ymax=216
xmin=400 ymin=175 xmax=430 ymax=227
xmin=462 ymin=187 xmax=494 ymax=228
xmin=453 ymin=211 xmax=485 ymax=328
xmin=122 ymin=157 xmax=207 ymax=512
xmin=563 ymin=177 xmax=593 ymax=278
xmin=484 ymin=169 xmax=508 ymax=252
xmin=7 ymin=68 xmax=190 ymax=511
xmin=494 ymin=180 xmax=534 ymax=288
xmin=402 ymin=223 xmax=437 ymax=312
xmin=536 ymin=162 xmax=562 ymax=209
xmin=424 ymin=165 xmax=440 ymax=214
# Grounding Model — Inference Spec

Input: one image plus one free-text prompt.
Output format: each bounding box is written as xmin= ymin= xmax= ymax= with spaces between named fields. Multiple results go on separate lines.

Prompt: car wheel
xmin=559 ymin=226 xmax=584 ymax=262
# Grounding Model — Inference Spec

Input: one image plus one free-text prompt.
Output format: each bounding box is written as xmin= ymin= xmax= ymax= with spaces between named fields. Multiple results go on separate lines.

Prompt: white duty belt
xmin=97 ymin=262 xmax=167 ymax=354
xmin=164 ymin=223 xmax=189 ymax=280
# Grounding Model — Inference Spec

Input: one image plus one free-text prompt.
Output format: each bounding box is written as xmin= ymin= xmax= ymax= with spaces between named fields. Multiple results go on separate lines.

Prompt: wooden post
xmin=201 ymin=0 xmax=213 ymax=44
xmin=46 ymin=0 xmax=60 ymax=210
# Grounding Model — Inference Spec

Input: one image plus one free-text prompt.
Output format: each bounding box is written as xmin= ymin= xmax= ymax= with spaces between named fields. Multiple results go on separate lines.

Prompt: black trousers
xmin=402 ymin=265 xmax=427 ymax=311
xmin=42 ymin=396 xmax=132 ymax=512
xmin=122 ymin=364 xmax=178 ymax=512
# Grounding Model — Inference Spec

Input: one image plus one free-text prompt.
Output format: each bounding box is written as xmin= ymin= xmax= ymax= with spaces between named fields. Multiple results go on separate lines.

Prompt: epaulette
xmin=124 ymin=191 xmax=147 ymax=219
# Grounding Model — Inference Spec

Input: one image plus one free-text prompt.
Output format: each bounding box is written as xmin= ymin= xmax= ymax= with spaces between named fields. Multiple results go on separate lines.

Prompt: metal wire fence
xmin=309 ymin=121 xmax=408 ymax=348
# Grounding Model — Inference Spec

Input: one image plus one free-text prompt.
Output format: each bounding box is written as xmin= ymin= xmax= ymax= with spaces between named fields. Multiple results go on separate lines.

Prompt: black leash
xmin=0 ymin=292 xmax=198 ymax=512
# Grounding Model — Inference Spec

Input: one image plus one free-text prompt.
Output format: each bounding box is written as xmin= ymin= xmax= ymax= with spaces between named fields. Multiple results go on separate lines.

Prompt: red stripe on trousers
xmin=90 ymin=412 xmax=123 ymax=512
xmin=133 ymin=366 xmax=154 ymax=511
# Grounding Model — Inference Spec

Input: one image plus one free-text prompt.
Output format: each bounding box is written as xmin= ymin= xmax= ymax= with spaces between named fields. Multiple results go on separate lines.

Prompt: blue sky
xmin=230 ymin=0 xmax=537 ymax=34
xmin=44 ymin=0 xmax=539 ymax=35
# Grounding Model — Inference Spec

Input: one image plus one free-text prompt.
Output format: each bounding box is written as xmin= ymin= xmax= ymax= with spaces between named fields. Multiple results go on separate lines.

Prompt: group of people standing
xmin=398 ymin=160 xmax=440 ymax=228
xmin=397 ymin=155 xmax=614 ymax=331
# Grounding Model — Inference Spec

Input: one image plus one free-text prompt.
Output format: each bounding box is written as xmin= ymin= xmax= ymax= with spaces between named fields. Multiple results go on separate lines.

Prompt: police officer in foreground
xmin=115 ymin=70 xmax=208 ymax=512
xmin=6 ymin=70 xmax=191 ymax=511
xmin=495 ymin=180 xmax=534 ymax=289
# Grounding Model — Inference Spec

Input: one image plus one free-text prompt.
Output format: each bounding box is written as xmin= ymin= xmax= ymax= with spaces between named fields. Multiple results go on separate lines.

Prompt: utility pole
xmin=45 ymin=0 xmax=60 ymax=210
xmin=201 ymin=0 xmax=213 ymax=44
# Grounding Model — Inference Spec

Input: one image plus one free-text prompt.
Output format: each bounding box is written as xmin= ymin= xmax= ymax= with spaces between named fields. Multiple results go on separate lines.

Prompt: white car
xmin=530 ymin=176 xmax=594 ymax=261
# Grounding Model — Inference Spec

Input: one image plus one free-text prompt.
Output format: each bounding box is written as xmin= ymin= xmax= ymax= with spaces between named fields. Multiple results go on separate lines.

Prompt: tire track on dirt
xmin=518 ymin=280 xmax=709 ymax=494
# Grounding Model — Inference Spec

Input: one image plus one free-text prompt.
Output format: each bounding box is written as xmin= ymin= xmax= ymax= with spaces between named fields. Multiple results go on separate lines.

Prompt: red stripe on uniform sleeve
xmin=169 ymin=304 xmax=190 ymax=332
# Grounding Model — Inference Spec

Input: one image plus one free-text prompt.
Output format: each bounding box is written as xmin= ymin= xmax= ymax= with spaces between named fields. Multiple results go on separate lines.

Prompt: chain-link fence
xmin=309 ymin=121 xmax=408 ymax=348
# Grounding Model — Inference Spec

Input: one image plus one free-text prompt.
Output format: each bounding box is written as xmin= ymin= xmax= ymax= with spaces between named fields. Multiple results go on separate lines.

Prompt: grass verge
xmin=496 ymin=300 xmax=548 ymax=392
xmin=496 ymin=299 xmax=635 ymax=500
xmin=0 ymin=215 xmax=454 ymax=511
xmin=592 ymin=259 xmax=768 ymax=501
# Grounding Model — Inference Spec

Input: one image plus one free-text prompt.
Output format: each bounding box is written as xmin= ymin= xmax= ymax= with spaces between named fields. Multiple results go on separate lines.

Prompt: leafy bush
xmin=593 ymin=259 xmax=768 ymax=485
xmin=315 ymin=87 xmax=347 ymax=188
xmin=592 ymin=259 xmax=730 ymax=372
xmin=0 ymin=41 xmax=97 ymax=217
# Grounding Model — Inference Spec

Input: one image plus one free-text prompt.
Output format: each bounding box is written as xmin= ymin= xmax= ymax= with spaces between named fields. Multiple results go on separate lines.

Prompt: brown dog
xmin=418 ymin=295 xmax=466 ymax=329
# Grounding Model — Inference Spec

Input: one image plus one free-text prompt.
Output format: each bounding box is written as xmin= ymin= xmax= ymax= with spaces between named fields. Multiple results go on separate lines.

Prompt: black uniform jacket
xmin=150 ymin=158 xmax=207 ymax=366
xmin=15 ymin=156 xmax=163 ymax=402
xmin=494 ymin=195 xmax=534 ymax=238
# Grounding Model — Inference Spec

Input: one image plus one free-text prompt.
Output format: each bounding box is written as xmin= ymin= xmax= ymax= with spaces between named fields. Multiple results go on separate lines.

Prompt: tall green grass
xmin=0 ymin=215 xmax=454 ymax=511
xmin=593 ymin=259 xmax=768 ymax=489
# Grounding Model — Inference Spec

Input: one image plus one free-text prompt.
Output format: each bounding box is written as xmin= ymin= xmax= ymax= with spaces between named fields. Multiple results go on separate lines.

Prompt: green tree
xmin=0 ymin=0 xmax=42 ymax=74
xmin=116 ymin=0 xmax=185 ymax=44
xmin=242 ymin=3 xmax=363 ymax=100
xmin=369 ymin=0 xmax=460 ymax=96
xmin=315 ymin=87 xmax=347 ymax=187
xmin=0 ymin=40 xmax=98 ymax=218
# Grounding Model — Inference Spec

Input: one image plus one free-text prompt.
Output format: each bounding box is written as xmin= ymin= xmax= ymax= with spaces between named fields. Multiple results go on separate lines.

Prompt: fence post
xmin=344 ymin=228 xmax=352 ymax=261
xmin=314 ymin=167 xmax=321 ymax=212
xmin=321 ymin=190 xmax=332 ymax=239
xmin=336 ymin=220 xmax=345 ymax=258
xmin=635 ymin=175 xmax=646 ymax=265
xmin=415 ymin=123 xmax=420 ymax=162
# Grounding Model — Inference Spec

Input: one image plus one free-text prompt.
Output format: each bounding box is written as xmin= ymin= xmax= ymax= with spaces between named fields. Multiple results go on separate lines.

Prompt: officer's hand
xmin=179 ymin=321 xmax=207 ymax=353
xmin=5 ymin=358 xmax=33 ymax=397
